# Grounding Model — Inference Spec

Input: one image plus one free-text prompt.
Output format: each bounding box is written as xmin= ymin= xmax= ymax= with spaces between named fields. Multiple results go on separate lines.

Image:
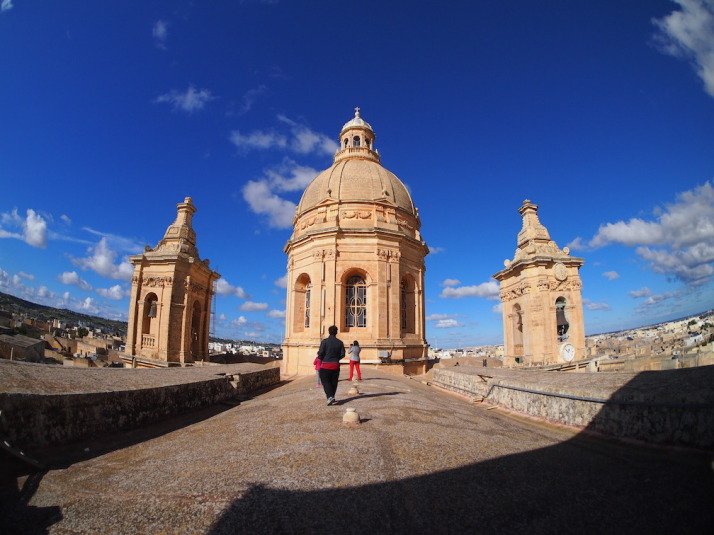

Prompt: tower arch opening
xmin=556 ymin=297 xmax=569 ymax=341
xmin=190 ymin=300 xmax=202 ymax=361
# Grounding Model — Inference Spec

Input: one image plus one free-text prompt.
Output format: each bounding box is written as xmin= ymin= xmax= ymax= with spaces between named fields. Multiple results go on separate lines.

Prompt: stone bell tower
xmin=493 ymin=200 xmax=585 ymax=366
xmin=126 ymin=197 xmax=220 ymax=366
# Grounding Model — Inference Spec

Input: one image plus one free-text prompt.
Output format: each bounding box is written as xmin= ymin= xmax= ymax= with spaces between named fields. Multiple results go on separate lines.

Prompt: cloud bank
xmin=653 ymin=0 xmax=714 ymax=98
xmin=155 ymin=86 xmax=215 ymax=113
xmin=574 ymin=181 xmax=714 ymax=286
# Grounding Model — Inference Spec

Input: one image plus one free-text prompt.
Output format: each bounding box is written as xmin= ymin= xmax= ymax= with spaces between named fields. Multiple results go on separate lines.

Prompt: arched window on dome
xmin=400 ymin=275 xmax=416 ymax=334
xmin=344 ymin=138 xmax=348 ymax=148
xmin=556 ymin=297 xmax=569 ymax=342
xmin=293 ymin=275 xmax=311 ymax=333
xmin=366 ymin=137 xmax=372 ymax=149
xmin=353 ymin=135 xmax=361 ymax=148
xmin=345 ymin=275 xmax=367 ymax=328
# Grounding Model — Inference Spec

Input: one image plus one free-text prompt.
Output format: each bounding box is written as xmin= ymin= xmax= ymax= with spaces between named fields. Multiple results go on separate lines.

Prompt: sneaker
xmin=326 ymin=397 xmax=334 ymax=406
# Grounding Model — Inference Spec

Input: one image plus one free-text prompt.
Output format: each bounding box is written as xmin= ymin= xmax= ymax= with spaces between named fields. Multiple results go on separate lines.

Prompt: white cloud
xmin=1 ymin=0 xmax=13 ymax=13
xmin=239 ymin=301 xmax=268 ymax=311
xmin=71 ymin=238 xmax=134 ymax=280
xmin=230 ymin=130 xmax=287 ymax=151
xmin=435 ymin=318 xmax=464 ymax=329
xmin=243 ymin=180 xmax=296 ymax=228
xmin=155 ymin=86 xmax=215 ymax=113
xmin=242 ymin=160 xmax=319 ymax=228
xmin=440 ymin=278 xmax=460 ymax=287
xmin=231 ymin=316 xmax=248 ymax=328
xmin=230 ymin=115 xmax=337 ymax=156
xmin=79 ymin=297 xmax=98 ymax=314
xmin=428 ymin=246 xmax=445 ymax=254
xmin=0 ymin=208 xmax=48 ymax=248
xmin=492 ymin=303 xmax=503 ymax=314
xmin=238 ymin=85 xmax=267 ymax=114
xmin=586 ymin=302 xmax=612 ymax=311
xmin=267 ymin=309 xmax=285 ymax=319
xmin=642 ymin=290 xmax=681 ymax=306
xmin=60 ymin=214 xmax=72 ymax=225
xmin=82 ymin=227 xmax=142 ymax=254
xmin=426 ymin=313 xmax=458 ymax=321
xmin=36 ymin=286 xmax=54 ymax=299
xmin=274 ymin=274 xmax=288 ymax=288
xmin=566 ymin=237 xmax=587 ymax=251
xmin=589 ymin=219 xmax=665 ymax=249
xmin=152 ymin=20 xmax=169 ymax=49
xmin=602 ymin=271 xmax=620 ymax=280
xmin=653 ymin=0 xmax=714 ymax=98
xmin=214 ymin=278 xmax=251 ymax=299
xmin=440 ymin=280 xmax=500 ymax=299
xmin=584 ymin=182 xmax=714 ymax=285
xmin=58 ymin=271 xmax=92 ymax=291
xmin=96 ymin=284 xmax=125 ymax=300
xmin=628 ymin=287 xmax=654 ymax=298
xmin=23 ymin=209 xmax=48 ymax=248
xmin=18 ymin=271 xmax=34 ymax=280
xmin=276 ymin=115 xmax=339 ymax=155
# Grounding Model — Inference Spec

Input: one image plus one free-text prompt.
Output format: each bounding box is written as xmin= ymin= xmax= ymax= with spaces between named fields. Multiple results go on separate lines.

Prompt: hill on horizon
xmin=0 ymin=291 xmax=281 ymax=346
xmin=0 ymin=290 xmax=128 ymax=335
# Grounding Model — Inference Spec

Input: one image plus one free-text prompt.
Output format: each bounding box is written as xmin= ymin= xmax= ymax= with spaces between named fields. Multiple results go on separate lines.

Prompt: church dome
xmin=297 ymin=158 xmax=416 ymax=216
xmin=296 ymin=109 xmax=416 ymax=217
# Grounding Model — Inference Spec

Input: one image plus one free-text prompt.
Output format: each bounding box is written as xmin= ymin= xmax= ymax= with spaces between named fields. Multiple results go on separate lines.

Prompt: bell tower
xmin=493 ymin=200 xmax=585 ymax=366
xmin=126 ymin=197 xmax=220 ymax=366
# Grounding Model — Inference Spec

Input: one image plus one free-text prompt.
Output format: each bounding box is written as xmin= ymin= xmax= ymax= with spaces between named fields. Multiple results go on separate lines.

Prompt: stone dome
xmin=296 ymin=109 xmax=416 ymax=217
xmin=297 ymin=158 xmax=416 ymax=216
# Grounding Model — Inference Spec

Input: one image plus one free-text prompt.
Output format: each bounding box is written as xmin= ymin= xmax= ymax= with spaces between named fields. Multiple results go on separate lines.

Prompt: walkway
xmin=2 ymin=368 xmax=712 ymax=534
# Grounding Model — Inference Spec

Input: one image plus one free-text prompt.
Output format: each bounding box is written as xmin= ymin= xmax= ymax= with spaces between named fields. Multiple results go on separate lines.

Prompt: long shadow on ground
xmin=207 ymin=371 xmax=714 ymax=535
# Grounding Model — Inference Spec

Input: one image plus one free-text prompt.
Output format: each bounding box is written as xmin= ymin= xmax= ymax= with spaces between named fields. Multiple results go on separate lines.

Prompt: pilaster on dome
xmin=517 ymin=199 xmax=551 ymax=248
xmin=334 ymin=107 xmax=380 ymax=164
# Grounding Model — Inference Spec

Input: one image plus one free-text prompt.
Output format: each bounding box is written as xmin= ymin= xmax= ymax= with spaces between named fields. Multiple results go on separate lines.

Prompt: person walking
xmin=317 ymin=325 xmax=345 ymax=406
xmin=313 ymin=354 xmax=322 ymax=388
xmin=348 ymin=340 xmax=362 ymax=381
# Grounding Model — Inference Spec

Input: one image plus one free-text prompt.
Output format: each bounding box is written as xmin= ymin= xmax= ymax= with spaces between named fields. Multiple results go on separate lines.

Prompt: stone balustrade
xmin=431 ymin=365 xmax=714 ymax=450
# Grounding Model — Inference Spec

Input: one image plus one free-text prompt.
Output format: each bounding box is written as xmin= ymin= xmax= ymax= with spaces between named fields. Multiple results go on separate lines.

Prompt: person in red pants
xmin=348 ymin=340 xmax=362 ymax=381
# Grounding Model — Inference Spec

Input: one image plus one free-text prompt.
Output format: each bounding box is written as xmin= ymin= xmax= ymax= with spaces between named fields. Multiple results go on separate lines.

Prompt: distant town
xmin=434 ymin=310 xmax=714 ymax=369
xmin=0 ymin=291 xmax=282 ymax=366
xmin=1 ymin=290 xmax=711 ymax=369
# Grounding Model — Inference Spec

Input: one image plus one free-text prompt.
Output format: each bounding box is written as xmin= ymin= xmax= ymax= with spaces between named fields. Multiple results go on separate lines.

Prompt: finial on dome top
xmin=354 ymin=107 xmax=361 ymax=117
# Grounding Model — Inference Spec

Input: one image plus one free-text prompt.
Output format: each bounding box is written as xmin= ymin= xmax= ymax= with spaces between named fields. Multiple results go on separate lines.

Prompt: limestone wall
xmin=431 ymin=366 xmax=714 ymax=450
xmin=0 ymin=366 xmax=280 ymax=450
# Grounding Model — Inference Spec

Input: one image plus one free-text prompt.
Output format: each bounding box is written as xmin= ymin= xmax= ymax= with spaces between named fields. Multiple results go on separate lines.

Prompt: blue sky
xmin=1 ymin=1 xmax=713 ymax=348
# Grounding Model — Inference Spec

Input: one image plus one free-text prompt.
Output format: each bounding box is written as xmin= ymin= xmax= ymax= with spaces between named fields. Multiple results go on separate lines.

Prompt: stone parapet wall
xmin=431 ymin=366 xmax=714 ymax=450
xmin=0 ymin=362 xmax=280 ymax=450
xmin=229 ymin=366 xmax=280 ymax=395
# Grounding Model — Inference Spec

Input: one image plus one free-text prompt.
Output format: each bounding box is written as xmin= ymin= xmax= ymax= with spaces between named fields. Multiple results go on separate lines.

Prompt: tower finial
xmin=354 ymin=106 xmax=360 ymax=117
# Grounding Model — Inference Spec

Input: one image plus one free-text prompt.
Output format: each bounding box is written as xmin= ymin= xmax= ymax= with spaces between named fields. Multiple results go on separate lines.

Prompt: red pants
xmin=348 ymin=360 xmax=361 ymax=381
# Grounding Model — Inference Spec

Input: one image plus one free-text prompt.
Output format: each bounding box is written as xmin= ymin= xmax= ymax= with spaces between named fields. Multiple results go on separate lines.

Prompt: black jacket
xmin=317 ymin=335 xmax=345 ymax=364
